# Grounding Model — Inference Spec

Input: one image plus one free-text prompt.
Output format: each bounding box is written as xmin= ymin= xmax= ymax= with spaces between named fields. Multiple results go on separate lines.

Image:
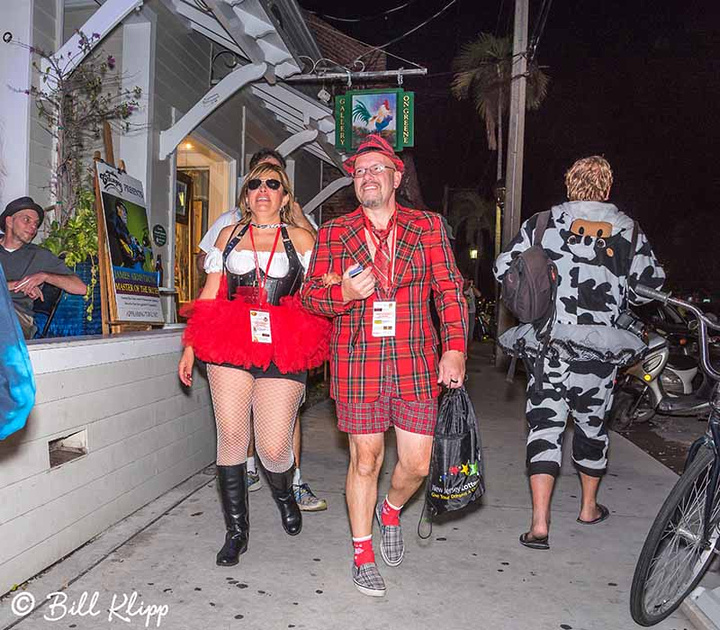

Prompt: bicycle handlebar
xmin=635 ymin=285 xmax=671 ymax=303
xmin=636 ymin=284 xmax=720 ymax=382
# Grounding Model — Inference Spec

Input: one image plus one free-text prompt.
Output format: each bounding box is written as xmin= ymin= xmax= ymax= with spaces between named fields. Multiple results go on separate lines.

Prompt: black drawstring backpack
xmin=420 ymin=386 xmax=485 ymax=537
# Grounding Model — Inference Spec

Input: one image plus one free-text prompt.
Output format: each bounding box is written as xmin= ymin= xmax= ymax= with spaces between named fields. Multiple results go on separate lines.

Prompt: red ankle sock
xmin=353 ymin=536 xmax=375 ymax=566
xmin=381 ymin=498 xmax=402 ymax=526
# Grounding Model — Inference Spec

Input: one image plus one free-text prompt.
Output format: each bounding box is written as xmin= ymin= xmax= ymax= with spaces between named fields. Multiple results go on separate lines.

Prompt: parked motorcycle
xmin=474 ymin=298 xmax=496 ymax=341
xmin=608 ymin=310 xmax=713 ymax=430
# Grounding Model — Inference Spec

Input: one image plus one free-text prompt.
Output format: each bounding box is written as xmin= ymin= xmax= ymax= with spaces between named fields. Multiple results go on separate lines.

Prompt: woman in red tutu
xmin=178 ymin=162 xmax=331 ymax=566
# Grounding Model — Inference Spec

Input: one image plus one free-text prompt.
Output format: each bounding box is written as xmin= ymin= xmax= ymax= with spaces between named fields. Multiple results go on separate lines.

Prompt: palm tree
xmin=447 ymin=190 xmax=495 ymax=287
xmin=451 ymin=33 xmax=549 ymax=154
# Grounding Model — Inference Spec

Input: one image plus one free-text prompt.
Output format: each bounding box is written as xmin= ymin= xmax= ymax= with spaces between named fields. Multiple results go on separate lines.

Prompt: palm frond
xmin=452 ymin=32 xmax=550 ymax=149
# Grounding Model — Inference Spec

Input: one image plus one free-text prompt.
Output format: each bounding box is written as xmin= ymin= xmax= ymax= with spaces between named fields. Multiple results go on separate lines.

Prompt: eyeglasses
xmin=247 ymin=178 xmax=282 ymax=191
xmin=352 ymin=164 xmax=396 ymax=178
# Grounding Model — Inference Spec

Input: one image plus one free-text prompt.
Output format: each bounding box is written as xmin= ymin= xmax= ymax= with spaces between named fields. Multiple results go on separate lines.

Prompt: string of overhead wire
xmin=308 ymin=0 xmax=418 ymax=23
xmin=303 ymin=17 xmax=426 ymax=71
xmin=528 ymin=0 xmax=553 ymax=62
xmin=354 ymin=0 xmax=460 ymax=63
xmin=494 ymin=0 xmax=507 ymax=36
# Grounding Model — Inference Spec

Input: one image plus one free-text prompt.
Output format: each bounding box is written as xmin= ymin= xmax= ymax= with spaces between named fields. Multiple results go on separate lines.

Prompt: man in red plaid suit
xmin=301 ymin=134 xmax=467 ymax=597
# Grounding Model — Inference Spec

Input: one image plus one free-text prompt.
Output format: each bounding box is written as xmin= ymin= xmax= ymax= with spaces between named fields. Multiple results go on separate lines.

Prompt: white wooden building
xmin=0 ymin=0 xmax=351 ymax=597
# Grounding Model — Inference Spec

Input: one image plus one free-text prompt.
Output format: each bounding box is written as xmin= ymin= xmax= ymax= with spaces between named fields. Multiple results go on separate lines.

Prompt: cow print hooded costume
xmin=494 ymin=200 xmax=665 ymax=478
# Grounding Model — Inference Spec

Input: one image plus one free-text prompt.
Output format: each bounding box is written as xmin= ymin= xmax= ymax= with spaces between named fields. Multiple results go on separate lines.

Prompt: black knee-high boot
xmin=216 ymin=464 xmax=249 ymax=566
xmin=265 ymin=468 xmax=302 ymax=536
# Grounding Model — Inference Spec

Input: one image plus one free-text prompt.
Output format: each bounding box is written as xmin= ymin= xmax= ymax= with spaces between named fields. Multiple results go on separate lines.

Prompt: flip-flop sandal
xmin=519 ymin=532 xmax=550 ymax=550
xmin=577 ymin=504 xmax=610 ymax=525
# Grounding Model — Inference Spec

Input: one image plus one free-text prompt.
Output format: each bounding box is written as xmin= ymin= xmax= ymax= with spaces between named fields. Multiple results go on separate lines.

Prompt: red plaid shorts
xmin=335 ymin=367 xmax=438 ymax=435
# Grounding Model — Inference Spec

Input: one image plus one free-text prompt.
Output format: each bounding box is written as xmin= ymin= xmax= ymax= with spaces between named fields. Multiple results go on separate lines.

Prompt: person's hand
xmin=178 ymin=347 xmax=195 ymax=387
xmin=438 ymin=350 xmax=465 ymax=388
xmin=25 ymin=286 xmax=43 ymax=301
xmin=11 ymin=272 xmax=47 ymax=296
xmin=341 ymin=266 xmax=375 ymax=303
xmin=322 ymin=271 xmax=343 ymax=287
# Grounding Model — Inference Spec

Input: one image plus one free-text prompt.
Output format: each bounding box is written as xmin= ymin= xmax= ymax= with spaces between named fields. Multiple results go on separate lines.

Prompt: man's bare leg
xmin=578 ymin=472 xmax=603 ymax=522
xmin=346 ymin=433 xmax=385 ymax=537
xmin=386 ymin=427 xmax=433 ymax=508
xmin=528 ymin=473 xmax=555 ymax=538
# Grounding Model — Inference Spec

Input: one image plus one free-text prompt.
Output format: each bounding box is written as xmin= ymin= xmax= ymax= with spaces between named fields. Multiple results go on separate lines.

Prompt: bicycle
xmin=629 ymin=284 xmax=720 ymax=626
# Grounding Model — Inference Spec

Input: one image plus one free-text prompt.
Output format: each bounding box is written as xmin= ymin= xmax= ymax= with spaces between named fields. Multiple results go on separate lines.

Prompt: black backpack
xmin=501 ymin=210 xmax=557 ymax=327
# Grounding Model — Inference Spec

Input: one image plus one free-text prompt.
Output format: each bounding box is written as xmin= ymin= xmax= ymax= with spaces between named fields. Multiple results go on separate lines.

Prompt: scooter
xmin=474 ymin=298 xmax=496 ymax=341
xmin=608 ymin=311 xmax=713 ymax=430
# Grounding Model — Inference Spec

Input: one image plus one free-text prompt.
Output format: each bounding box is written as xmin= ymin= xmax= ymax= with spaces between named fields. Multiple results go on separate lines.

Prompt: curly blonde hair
xmin=565 ymin=156 xmax=613 ymax=201
xmin=237 ymin=162 xmax=296 ymax=225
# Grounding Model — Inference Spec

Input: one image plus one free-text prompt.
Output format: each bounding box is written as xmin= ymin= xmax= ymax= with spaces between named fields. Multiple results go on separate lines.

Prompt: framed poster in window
xmin=175 ymin=172 xmax=192 ymax=225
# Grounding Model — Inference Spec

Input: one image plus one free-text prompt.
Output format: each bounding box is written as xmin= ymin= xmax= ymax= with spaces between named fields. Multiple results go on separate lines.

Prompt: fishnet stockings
xmin=207 ymin=364 xmax=304 ymax=472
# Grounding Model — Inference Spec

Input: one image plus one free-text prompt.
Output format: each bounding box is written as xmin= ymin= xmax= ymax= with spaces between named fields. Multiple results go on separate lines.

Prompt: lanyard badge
xmin=372 ymin=300 xmax=397 ymax=337
xmin=247 ymin=225 xmax=281 ymax=343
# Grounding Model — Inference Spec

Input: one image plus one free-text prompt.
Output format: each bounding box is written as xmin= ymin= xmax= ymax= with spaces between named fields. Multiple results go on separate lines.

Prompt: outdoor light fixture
xmin=470 ymin=249 xmax=478 ymax=259
xmin=184 ymin=142 xmax=193 ymax=150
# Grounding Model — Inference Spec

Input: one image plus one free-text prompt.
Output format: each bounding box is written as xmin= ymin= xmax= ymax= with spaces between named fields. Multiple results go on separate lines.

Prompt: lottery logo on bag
xmin=430 ymin=459 xmax=481 ymax=502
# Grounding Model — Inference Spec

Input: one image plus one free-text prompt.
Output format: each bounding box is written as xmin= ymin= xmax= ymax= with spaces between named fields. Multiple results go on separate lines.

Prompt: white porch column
xmin=118 ymin=11 xmax=156 ymax=205
xmin=0 ymin=1 xmax=33 ymax=209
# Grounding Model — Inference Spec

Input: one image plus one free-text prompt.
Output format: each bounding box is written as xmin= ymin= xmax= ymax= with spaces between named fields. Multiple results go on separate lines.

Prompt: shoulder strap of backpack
xmin=628 ymin=220 xmax=639 ymax=268
xmin=532 ymin=210 xmax=552 ymax=246
xmin=621 ymin=220 xmax=640 ymax=312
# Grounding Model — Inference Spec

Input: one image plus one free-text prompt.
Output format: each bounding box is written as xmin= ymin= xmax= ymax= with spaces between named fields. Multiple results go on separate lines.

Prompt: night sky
xmin=300 ymin=0 xmax=720 ymax=289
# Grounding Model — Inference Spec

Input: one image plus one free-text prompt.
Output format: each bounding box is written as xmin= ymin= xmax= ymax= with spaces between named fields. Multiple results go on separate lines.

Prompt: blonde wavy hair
xmin=237 ymin=162 xmax=296 ymax=225
xmin=565 ymin=156 xmax=613 ymax=202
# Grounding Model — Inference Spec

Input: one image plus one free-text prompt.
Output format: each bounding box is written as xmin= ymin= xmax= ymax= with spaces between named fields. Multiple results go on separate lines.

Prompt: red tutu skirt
xmin=180 ymin=279 xmax=331 ymax=373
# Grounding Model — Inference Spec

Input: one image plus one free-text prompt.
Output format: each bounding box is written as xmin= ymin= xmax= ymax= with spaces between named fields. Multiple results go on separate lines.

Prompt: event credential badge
xmin=372 ymin=301 xmax=396 ymax=337
xmin=250 ymin=310 xmax=272 ymax=344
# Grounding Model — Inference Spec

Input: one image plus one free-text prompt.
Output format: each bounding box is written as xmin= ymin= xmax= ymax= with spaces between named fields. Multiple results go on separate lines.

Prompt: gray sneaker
xmin=375 ymin=503 xmax=404 ymax=567
xmin=247 ymin=469 xmax=262 ymax=492
xmin=293 ymin=483 xmax=328 ymax=512
xmin=352 ymin=562 xmax=386 ymax=597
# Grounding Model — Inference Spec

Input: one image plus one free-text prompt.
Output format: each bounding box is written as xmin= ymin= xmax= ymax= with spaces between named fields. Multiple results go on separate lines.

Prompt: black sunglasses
xmin=247 ymin=178 xmax=282 ymax=191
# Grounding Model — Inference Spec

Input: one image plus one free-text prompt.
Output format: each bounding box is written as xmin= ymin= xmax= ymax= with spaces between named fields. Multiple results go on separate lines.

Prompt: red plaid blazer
xmin=301 ymin=206 xmax=467 ymax=403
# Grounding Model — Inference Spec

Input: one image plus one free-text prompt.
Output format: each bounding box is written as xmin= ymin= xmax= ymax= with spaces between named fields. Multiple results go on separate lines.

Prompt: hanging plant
xmin=13 ymin=30 xmax=142 ymax=226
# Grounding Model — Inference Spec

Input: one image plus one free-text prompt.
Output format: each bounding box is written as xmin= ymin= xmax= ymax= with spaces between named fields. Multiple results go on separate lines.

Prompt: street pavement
xmin=0 ymin=343 xmax=692 ymax=630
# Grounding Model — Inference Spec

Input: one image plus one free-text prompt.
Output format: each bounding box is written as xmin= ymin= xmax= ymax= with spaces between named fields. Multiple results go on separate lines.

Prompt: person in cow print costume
xmin=494 ymin=156 xmax=665 ymax=550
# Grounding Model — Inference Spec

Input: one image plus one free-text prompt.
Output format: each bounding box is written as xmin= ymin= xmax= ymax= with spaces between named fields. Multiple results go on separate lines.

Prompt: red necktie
xmin=365 ymin=214 xmax=395 ymax=295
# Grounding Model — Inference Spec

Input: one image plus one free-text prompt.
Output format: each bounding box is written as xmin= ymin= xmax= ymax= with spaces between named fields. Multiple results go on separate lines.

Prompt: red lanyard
xmin=249 ymin=225 xmax=282 ymax=293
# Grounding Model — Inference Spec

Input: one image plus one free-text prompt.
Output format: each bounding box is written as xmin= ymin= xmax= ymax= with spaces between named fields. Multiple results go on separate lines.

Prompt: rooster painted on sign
xmin=352 ymin=98 xmax=394 ymax=133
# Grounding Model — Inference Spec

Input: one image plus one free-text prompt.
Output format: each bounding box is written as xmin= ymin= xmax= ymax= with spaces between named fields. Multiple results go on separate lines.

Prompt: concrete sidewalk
xmin=0 ymin=343 xmax=689 ymax=630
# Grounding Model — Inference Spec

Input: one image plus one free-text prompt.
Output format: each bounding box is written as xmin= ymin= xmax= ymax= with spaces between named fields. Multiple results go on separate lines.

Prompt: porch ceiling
xmin=167 ymin=0 xmax=300 ymax=79
xmin=249 ymin=82 xmax=338 ymax=165
xmin=167 ymin=0 xmax=342 ymax=167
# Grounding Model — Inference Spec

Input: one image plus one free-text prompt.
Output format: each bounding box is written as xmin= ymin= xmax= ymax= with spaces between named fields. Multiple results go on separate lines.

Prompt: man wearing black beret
xmin=0 ymin=196 xmax=87 ymax=339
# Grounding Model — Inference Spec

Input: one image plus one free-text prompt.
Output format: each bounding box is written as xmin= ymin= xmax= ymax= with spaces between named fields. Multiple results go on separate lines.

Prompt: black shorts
xmin=209 ymin=361 xmax=307 ymax=385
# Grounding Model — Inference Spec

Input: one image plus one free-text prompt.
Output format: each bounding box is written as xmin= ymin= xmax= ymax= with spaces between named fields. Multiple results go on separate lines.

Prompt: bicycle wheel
xmin=630 ymin=444 xmax=720 ymax=626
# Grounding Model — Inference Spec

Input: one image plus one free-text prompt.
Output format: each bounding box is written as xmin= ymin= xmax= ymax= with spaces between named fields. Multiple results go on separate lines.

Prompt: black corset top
xmin=221 ymin=223 xmax=303 ymax=306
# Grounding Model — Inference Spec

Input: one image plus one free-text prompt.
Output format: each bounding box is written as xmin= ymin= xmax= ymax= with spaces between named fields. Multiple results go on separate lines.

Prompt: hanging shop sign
xmin=335 ymin=88 xmax=414 ymax=152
